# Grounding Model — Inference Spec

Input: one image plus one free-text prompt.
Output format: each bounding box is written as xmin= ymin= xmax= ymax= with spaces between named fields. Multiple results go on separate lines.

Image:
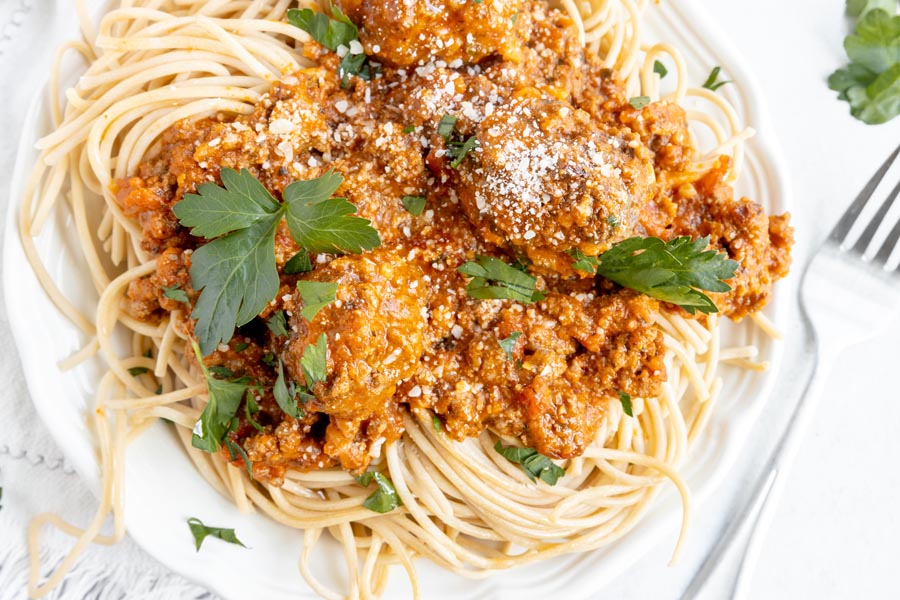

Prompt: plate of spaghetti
xmin=7 ymin=0 xmax=795 ymax=598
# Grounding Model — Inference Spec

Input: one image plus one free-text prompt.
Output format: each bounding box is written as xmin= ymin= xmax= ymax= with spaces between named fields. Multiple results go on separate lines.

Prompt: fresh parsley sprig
xmin=568 ymin=236 xmax=738 ymax=315
xmin=458 ymin=255 xmax=545 ymax=304
xmin=173 ymin=168 xmax=379 ymax=355
xmin=829 ymin=2 xmax=900 ymax=124
xmin=494 ymin=441 xmax=566 ymax=486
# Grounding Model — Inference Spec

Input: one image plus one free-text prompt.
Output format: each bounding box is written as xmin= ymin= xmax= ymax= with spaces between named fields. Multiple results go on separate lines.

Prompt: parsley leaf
xmin=437 ymin=114 xmax=458 ymax=141
xmin=295 ymin=280 xmax=338 ymax=321
xmin=283 ymin=170 xmax=381 ymax=255
xmin=629 ymin=95 xmax=651 ymax=109
xmin=458 ymin=255 xmax=545 ymax=304
xmin=190 ymin=342 xmax=249 ymax=453
xmin=273 ymin=356 xmax=303 ymax=419
xmin=224 ymin=438 xmax=254 ymax=480
xmin=493 ymin=441 xmax=566 ymax=485
xmin=619 ymin=391 xmax=634 ymax=417
xmin=287 ymin=7 xmax=358 ymax=52
xmin=593 ymin=236 xmax=738 ymax=314
xmin=401 ymin=195 xmax=427 ymax=216
xmin=848 ymin=0 xmax=896 ymax=17
xmin=284 ymin=248 xmax=313 ymax=274
xmin=301 ymin=333 xmax=329 ymax=387
xmin=845 ymin=7 xmax=900 ymax=74
xmin=174 ymin=168 xmax=378 ymax=355
xmin=653 ymin=60 xmax=668 ymax=78
xmin=267 ymin=311 xmax=289 ymax=337
xmin=448 ymin=136 xmax=479 ymax=168
xmin=128 ymin=366 xmax=150 ymax=377
xmin=173 ymin=168 xmax=279 ymax=239
xmin=432 ymin=414 xmax=443 ymax=432
xmin=847 ymin=63 xmax=900 ymax=123
xmin=702 ymin=66 xmax=732 ymax=91
xmin=567 ymin=248 xmax=601 ymax=273
xmin=187 ymin=517 xmax=247 ymax=551
xmin=355 ymin=471 xmax=402 ymax=513
xmin=498 ymin=332 xmax=522 ymax=360
xmin=162 ymin=285 xmax=189 ymax=303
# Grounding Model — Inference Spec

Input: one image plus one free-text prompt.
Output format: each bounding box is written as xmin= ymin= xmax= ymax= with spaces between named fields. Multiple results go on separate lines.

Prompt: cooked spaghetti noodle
xmin=19 ymin=1 xmax=792 ymax=599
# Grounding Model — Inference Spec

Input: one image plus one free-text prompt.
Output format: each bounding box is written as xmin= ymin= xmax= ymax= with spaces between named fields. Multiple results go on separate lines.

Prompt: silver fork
xmin=681 ymin=143 xmax=900 ymax=600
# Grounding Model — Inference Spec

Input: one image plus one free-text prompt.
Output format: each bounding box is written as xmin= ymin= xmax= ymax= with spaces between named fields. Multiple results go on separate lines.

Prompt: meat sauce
xmin=116 ymin=0 xmax=792 ymax=483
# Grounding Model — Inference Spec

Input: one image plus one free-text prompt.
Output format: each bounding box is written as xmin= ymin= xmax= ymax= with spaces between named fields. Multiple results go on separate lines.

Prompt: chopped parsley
xmin=432 ymin=414 xmax=443 ymax=432
xmin=284 ymin=248 xmax=313 ymax=274
xmin=224 ymin=438 xmax=254 ymax=480
xmin=498 ymin=332 xmax=522 ymax=360
xmin=619 ymin=391 xmax=634 ymax=417
xmin=401 ymin=195 xmax=427 ymax=216
xmin=187 ymin=517 xmax=247 ymax=551
xmin=402 ymin=124 xmax=416 ymax=134
xmin=493 ymin=441 xmax=566 ymax=485
xmin=173 ymin=168 xmax=379 ymax=355
xmin=300 ymin=333 xmax=329 ymax=386
xmin=567 ymin=236 xmax=738 ymax=315
xmin=355 ymin=471 xmax=402 ymax=513
xmin=653 ymin=60 xmax=668 ymax=78
xmin=437 ymin=114 xmax=458 ymax=141
xmin=189 ymin=342 xmax=249 ymax=453
xmin=629 ymin=95 xmax=651 ymax=109
xmin=295 ymin=280 xmax=338 ymax=321
xmin=701 ymin=66 xmax=732 ymax=91
xmin=287 ymin=6 xmax=373 ymax=86
xmin=208 ymin=365 xmax=234 ymax=378
xmin=128 ymin=366 xmax=150 ymax=377
xmin=458 ymin=255 xmax=545 ymax=304
xmin=266 ymin=311 xmax=289 ymax=337
xmin=273 ymin=356 xmax=303 ymax=419
xmin=829 ymin=3 xmax=900 ymax=124
xmin=162 ymin=285 xmax=189 ymax=303
xmin=607 ymin=214 xmax=620 ymax=229
xmin=234 ymin=342 xmax=249 ymax=353
xmin=448 ymin=135 xmax=479 ymax=168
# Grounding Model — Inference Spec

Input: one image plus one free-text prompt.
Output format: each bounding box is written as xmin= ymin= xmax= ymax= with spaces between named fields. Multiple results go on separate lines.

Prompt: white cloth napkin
xmin=0 ymin=2 xmax=212 ymax=598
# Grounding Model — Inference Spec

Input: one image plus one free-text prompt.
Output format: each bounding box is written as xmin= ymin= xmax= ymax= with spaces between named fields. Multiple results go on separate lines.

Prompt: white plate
xmin=4 ymin=1 xmax=794 ymax=598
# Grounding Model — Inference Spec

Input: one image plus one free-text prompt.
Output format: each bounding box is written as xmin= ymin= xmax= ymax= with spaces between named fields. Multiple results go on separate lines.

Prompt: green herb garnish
xmin=190 ymin=342 xmax=249 ymax=453
xmin=128 ymin=366 xmax=150 ymax=377
xmin=570 ymin=236 xmax=737 ymax=315
xmin=284 ymin=248 xmax=313 ymax=274
xmin=619 ymin=391 xmax=634 ymax=417
xmin=162 ymin=285 xmax=189 ymax=303
xmin=300 ymin=333 xmax=329 ymax=386
xmin=653 ymin=60 xmax=668 ymax=78
xmin=702 ymin=66 xmax=731 ymax=91
xmin=267 ymin=311 xmax=289 ymax=337
xmin=273 ymin=356 xmax=303 ymax=419
xmin=295 ymin=280 xmax=338 ymax=321
xmin=448 ymin=135 xmax=479 ymax=168
xmin=432 ymin=414 xmax=443 ymax=432
xmin=458 ymin=255 xmax=545 ymax=304
xmin=173 ymin=168 xmax=379 ymax=355
xmin=437 ymin=114 xmax=458 ymax=141
xmin=208 ymin=365 xmax=234 ymax=378
xmin=401 ymin=195 xmax=427 ymax=216
xmin=493 ymin=441 xmax=566 ymax=485
xmin=224 ymin=438 xmax=254 ymax=480
xmin=829 ymin=3 xmax=900 ymax=124
xmin=498 ymin=332 xmax=522 ymax=361
xmin=629 ymin=95 xmax=651 ymax=109
xmin=355 ymin=471 xmax=402 ymax=513
xmin=187 ymin=517 xmax=247 ymax=551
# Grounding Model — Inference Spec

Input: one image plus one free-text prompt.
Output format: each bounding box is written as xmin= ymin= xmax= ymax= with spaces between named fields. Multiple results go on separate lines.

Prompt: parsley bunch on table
xmin=829 ymin=0 xmax=900 ymax=124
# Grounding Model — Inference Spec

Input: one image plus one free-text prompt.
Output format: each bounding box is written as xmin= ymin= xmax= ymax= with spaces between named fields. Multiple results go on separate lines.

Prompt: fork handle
xmin=681 ymin=339 xmax=836 ymax=600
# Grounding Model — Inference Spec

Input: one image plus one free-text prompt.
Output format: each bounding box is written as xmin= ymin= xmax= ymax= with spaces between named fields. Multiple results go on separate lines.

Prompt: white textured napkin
xmin=0 ymin=2 xmax=211 ymax=598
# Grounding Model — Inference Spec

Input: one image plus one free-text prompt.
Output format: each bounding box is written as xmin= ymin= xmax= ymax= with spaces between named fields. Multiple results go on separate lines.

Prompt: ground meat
xmin=338 ymin=0 xmax=528 ymax=68
xmin=640 ymin=157 xmax=794 ymax=319
xmin=456 ymin=94 xmax=653 ymax=272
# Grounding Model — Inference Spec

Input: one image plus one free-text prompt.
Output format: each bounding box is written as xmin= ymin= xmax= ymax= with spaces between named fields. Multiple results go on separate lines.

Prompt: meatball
xmin=337 ymin=0 xmax=527 ymax=68
xmin=282 ymin=249 xmax=428 ymax=420
xmin=456 ymin=94 xmax=654 ymax=271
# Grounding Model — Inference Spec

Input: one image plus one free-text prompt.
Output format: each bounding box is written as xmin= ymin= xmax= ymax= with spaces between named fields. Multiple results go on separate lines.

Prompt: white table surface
xmin=2 ymin=1 xmax=900 ymax=599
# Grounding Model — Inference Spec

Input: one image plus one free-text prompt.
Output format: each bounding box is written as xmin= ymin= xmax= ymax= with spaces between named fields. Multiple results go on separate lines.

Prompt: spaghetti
xmin=19 ymin=1 xmax=790 ymax=599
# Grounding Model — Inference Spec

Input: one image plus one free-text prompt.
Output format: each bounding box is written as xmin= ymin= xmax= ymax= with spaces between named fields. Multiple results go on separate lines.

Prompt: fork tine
xmin=830 ymin=143 xmax=900 ymax=245
xmin=850 ymin=177 xmax=900 ymax=255
xmin=873 ymin=182 xmax=900 ymax=268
